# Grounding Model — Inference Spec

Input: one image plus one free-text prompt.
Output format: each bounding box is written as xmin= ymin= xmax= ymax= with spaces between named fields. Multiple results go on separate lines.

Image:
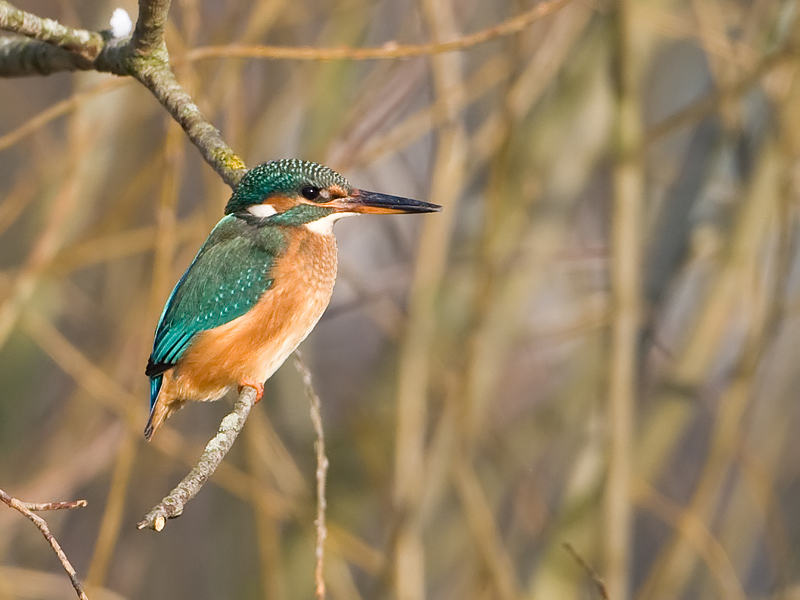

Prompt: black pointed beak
xmin=336 ymin=189 xmax=442 ymax=214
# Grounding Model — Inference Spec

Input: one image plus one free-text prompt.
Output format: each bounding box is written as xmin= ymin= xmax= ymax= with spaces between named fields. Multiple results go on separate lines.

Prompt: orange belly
xmin=148 ymin=227 xmax=337 ymax=436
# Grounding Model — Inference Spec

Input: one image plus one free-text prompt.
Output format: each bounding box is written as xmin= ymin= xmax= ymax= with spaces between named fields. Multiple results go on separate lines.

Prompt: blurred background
xmin=1 ymin=0 xmax=799 ymax=598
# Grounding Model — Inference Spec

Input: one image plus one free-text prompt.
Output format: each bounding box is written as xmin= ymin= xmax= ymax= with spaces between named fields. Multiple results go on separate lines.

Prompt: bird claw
xmin=238 ymin=380 xmax=264 ymax=403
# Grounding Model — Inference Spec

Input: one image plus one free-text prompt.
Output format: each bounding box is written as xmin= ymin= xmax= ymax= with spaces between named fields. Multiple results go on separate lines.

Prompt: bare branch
xmin=0 ymin=488 xmax=89 ymax=600
xmin=137 ymin=386 xmax=259 ymax=531
xmin=0 ymin=1 xmax=104 ymax=61
xmin=0 ymin=37 xmax=89 ymax=75
xmin=0 ymin=35 xmax=128 ymax=76
xmin=294 ymin=352 xmax=329 ymax=600
xmin=131 ymin=64 xmax=246 ymax=187
xmin=130 ymin=0 xmax=171 ymax=57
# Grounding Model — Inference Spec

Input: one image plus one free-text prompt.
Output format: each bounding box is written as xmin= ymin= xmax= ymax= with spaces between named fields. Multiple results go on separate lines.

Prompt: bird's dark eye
xmin=301 ymin=186 xmax=321 ymax=200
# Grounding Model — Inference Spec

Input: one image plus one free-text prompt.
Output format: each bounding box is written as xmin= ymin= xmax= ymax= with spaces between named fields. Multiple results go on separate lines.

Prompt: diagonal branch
xmin=131 ymin=64 xmax=246 ymax=186
xmin=0 ymin=488 xmax=89 ymax=600
xmin=0 ymin=0 xmax=245 ymax=186
xmin=137 ymin=386 xmax=259 ymax=531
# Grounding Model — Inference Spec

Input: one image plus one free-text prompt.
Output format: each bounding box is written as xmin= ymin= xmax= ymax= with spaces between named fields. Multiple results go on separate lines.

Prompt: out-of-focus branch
xmin=563 ymin=543 xmax=609 ymax=600
xmin=0 ymin=488 xmax=89 ymax=600
xmin=187 ymin=0 xmax=572 ymax=62
xmin=294 ymin=352 xmax=329 ymax=600
xmin=137 ymin=386 xmax=259 ymax=531
xmin=605 ymin=0 xmax=643 ymax=597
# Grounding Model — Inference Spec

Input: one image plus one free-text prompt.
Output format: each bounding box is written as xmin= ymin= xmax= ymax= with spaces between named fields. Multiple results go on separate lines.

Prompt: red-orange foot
xmin=238 ymin=379 xmax=264 ymax=403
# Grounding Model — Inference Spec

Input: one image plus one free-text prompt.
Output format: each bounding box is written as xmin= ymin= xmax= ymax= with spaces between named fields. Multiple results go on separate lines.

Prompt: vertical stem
xmin=294 ymin=352 xmax=328 ymax=600
xmin=607 ymin=0 xmax=643 ymax=598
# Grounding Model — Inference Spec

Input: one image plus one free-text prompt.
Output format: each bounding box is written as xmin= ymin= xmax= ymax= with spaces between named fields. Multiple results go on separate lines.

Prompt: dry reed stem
xmin=391 ymin=0 xmax=467 ymax=597
xmin=150 ymin=121 xmax=184 ymax=321
xmin=0 ymin=566 xmax=125 ymax=600
xmin=0 ymin=488 xmax=89 ymax=600
xmin=0 ymin=175 xmax=35 ymax=237
xmin=348 ymin=55 xmax=512 ymax=168
xmin=637 ymin=138 xmax=781 ymax=600
xmin=605 ymin=0 xmax=643 ymax=597
xmin=0 ymin=424 xmax=121 ymax=544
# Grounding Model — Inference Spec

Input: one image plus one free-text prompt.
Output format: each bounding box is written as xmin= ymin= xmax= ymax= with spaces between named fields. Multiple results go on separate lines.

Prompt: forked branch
xmin=0 ymin=488 xmax=89 ymax=600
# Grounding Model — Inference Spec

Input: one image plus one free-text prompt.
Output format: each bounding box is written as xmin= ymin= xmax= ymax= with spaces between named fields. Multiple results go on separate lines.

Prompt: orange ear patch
xmin=328 ymin=185 xmax=349 ymax=199
xmin=266 ymin=195 xmax=296 ymax=212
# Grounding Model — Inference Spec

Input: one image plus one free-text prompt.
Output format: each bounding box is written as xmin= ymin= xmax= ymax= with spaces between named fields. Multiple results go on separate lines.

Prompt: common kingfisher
xmin=144 ymin=159 xmax=441 ymax=440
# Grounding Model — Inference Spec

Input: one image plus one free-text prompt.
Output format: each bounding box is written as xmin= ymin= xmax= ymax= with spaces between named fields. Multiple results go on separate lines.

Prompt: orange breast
xmin=168 ymin=228 xmax=338 ymax=400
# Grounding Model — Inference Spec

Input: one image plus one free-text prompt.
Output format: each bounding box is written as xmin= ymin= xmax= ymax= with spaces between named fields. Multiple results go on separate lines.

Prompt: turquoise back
xmin=146 ymin=214 xmax=287 ymax=408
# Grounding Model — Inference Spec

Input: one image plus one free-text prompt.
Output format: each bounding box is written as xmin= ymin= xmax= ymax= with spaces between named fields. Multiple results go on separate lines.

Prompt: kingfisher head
xmin=225 ymin=159 xmax=441 ymax=233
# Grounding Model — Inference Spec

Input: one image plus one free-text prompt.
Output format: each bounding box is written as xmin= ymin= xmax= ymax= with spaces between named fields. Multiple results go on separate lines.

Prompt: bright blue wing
xmin=145 ymin=214 xmax=285 ymax=408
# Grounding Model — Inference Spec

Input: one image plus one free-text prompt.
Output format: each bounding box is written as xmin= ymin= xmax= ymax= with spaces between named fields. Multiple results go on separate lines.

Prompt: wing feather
xmin=146 ymin=215 xmax=284 ymax=406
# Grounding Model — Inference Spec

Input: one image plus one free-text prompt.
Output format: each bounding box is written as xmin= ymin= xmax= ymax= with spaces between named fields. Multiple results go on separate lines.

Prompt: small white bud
xmin=110 ymin=8 xmax=133 ymax=38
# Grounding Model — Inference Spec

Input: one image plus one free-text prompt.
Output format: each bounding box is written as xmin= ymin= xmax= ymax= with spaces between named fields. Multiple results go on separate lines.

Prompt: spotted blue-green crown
xmin=225 ymin=159 xmax=353 ymax=215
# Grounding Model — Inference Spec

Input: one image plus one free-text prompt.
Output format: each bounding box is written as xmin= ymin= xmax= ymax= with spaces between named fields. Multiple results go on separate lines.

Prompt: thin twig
xmin=0 ymin=488 xmax=89 ymax=600
xmin=563 ymin=543 xmax=609 ymax=600
xmin=16 ymin=499 xmax=88 ymax=511
xmin=137 ymin=386 xmax=259 ymax=531
xmin=294 ymin=351 xmax=328 ymax=600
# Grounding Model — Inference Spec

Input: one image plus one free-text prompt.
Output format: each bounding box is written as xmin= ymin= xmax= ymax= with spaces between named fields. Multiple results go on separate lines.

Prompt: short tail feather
xmin=144 ymin=375 xmax=163 ymax=441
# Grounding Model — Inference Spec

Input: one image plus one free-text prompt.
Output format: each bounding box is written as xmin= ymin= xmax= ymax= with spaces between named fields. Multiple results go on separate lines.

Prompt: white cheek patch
xmin=248 ymin=204 xmax=278 ymax=218
xmin=304 ymin=212 xmax=358 ymax=235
